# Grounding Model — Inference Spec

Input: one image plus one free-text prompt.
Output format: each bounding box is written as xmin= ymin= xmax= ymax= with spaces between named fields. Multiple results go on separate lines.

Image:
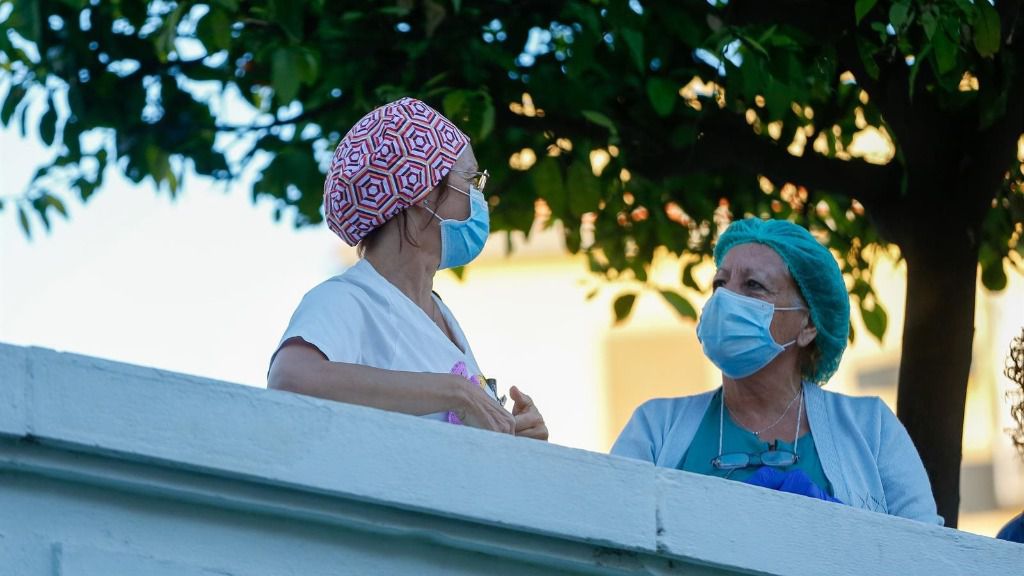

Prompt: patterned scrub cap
xmin=323 ymin=97 xmax=470 ymax=246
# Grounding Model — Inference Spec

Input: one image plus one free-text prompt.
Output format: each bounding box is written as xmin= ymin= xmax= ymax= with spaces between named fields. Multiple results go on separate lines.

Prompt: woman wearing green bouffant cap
xmin=612 ymin=218 xmax=941 ymax=525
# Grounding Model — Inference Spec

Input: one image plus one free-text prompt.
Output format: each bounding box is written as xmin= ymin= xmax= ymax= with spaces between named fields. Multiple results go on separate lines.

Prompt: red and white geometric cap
xmin=323 ymin=97 xmax=470 ymax=246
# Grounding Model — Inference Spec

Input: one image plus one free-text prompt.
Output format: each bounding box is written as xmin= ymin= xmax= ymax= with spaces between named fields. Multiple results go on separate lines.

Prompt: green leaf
xmin=889 ymin=1 xmax=912 ymax=31
xmin=856 ymin=37 xmax=881 ymax=80
xmin=567 ymin=161 xmax=600 ymax=216
xmin=299 ymin=49 xmax=319 ymax=84
xmin=531 ymin=158 xmax=566 ymax=216
xmin=737 ymin=33 xmax=769 ymax=59
xmin=659 ymin=290 xmax=697 ymax=320
xmin=39 ymin=97 xmax=57 ymax=147
xmin=155 ymin=3 xmax=188 ymax=62
xmin=920 ymin=7 xmax=939 ymax=39
xmin=973 ymin=2 xmax=1001 ymax=58
xmin=646 ymin=77 xmax=677 ymax=117
xmin=581 ymin=110 xmax=618 ymax=135
xmin=270 ymin=0 xmax=304 ymax=42
xmin=17 ymin=205 xmax=30 ymax=238
xmin=1 ymin=85 xmax=27 ymax=127
xmin=272 ymin=47 xmax=301 ymax=103
xmin=564 ymin=223 xmax=582 ymax=253
xmin=197 ymin=7 xmax=233 ymax=53
xmin=860 ymin=301 xmax=888 ymax=342
xmin=764 ymin=79 xmax=791 ymax=122
xmin=17 ymin=102 xmax=30 ymax=138
xmin=212 ymin=0 xmax=239 ymax=10
xmin=682 ymin=260 xmax=702 ymax=291
xmin=451 ymin=0 xmax=461 ymax=13
xmin=855 ymin=0 xmax=879 ymax=24
xmin=10 ymin=0 xmax=41 ymax=42
xmin=613 ymin=293 xmax=637 ymax=324
xmin=931 ymin=26 xmax=957 ymax=75
xmin=907 ymin=43 xmax=932 ymax=101
xmin=981 ymin=257 xmax=1008 ymax=291
xmin=620 ymin=28 xmax=645 ymax=73
xmin=44 ymin=193 xmax=67 ymax=218
xmin=442 ymin=89 xmax=495 ymax=141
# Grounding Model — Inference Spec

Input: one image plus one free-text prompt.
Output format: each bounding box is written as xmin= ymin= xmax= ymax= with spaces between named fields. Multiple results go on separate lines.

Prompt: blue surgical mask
xmin=696 ymin=288 xmax=806 ymax=379
xmin=422 ymin=184 xmax=490 ymax=270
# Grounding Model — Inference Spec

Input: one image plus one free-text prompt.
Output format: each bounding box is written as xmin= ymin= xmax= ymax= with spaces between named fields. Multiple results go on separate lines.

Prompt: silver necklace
xmin=726 ymin=385 xmax=802 ymax=437
xmin=718 ymin=385 xmax=804 ymax=460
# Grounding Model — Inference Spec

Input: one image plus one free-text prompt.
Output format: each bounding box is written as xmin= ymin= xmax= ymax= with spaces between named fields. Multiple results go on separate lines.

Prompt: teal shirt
xmin=680 ymin=389 xmax=833 ymax=495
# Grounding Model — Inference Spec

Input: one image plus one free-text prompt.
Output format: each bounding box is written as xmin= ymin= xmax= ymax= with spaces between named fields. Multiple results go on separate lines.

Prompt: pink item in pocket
xmin=446 ymin=361 xmax=482 ymax=425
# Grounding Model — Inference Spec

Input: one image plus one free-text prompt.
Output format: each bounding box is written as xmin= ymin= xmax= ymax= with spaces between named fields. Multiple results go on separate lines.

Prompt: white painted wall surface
xmin=0 ymin=342 xmax=1020 ymax=575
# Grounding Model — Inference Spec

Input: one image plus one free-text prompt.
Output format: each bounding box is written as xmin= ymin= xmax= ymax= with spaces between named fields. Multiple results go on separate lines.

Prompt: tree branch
xmin=214 ymin=98 xmax=346 ymax=132
xmin=691 ymin=111 xmax=900 ymax=204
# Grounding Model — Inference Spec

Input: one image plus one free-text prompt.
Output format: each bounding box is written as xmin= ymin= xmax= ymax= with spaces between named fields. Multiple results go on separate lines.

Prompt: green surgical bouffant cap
xmin=713 ymin=218 xmax=850 ymax=384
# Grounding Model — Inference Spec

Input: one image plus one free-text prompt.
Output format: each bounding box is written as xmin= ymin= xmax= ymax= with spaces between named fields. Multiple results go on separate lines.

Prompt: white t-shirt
xmin=275 ymin=258 xmax=495 ymax=421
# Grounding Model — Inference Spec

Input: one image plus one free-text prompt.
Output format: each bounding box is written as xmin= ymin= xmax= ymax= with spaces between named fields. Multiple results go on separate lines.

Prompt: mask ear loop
xmin=776 ymin=305 xmax=811 ymax=348
xmin=418 ymin=199 xmax=444 ymax=224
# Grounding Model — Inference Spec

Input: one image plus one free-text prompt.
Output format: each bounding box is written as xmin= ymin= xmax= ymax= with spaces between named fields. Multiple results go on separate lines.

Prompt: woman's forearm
xmin=268 ymin=340 xmax=462 ymax=416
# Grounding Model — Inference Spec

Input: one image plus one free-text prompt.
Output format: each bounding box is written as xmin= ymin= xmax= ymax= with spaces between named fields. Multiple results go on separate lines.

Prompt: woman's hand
xmin=451 ymin=375 xmax=516 ymax=434
xmin=510 ymin=386 xmax=549 ymax=441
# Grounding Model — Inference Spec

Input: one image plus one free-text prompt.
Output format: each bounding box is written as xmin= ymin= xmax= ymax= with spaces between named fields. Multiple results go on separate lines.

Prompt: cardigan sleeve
xmin=610 ymin=400 xmax=661 ymax=463
xmin=875 ymin=399 xmax=945 ymax=525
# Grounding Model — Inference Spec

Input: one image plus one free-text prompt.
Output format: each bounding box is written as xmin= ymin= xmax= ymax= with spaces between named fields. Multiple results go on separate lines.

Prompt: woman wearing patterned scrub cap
xmin=612 ymin=218 xmax=942 ymax=524
xmin=269 ymin=97 xmax=547 ymax=439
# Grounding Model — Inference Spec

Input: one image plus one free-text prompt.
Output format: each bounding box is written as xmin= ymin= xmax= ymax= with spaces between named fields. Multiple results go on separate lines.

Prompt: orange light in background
xmin=959 ymin=72 xmax=980 ymax=92
xmin=855 ymin=107 xmax=867 ymax=129
xmin=509 ymin=148 xmax=537 ymax=170
xmin=534 ymin=198 xmax=552 ymax=220
xmin=787 ymin=129 xmax=807 ymax=157
xmin=848 ymin=126 xmax=895 ymax=165
xmin=851 ymin=199 xmax=865 ymax=216
xmin=679 ymin=76 xmax=718 ymax=112
xmin=664 ymin=201 xmax=686 ymax=224
xmin=590 ymin=149 xmax=611 ymax=176
xmin=509 ymin=93 xmax=545 ymax=117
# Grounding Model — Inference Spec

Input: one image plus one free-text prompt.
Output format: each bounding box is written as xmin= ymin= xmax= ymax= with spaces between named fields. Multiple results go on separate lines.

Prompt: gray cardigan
xmin=611 ymin=381 xmax=943 ymax=525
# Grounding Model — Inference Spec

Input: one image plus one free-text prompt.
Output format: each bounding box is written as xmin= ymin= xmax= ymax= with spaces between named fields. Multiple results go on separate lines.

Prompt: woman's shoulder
xmin=815 ymin=387 xmax=900 ymax=439
xmin=301 ymin=263 xmax=385 ymax=306
xmin=634 ymin=389 xmax=717 ymax=421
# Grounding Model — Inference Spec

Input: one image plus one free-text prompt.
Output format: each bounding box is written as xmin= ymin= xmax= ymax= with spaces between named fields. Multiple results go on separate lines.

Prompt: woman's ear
xmin=797 ymin=314 xmax=818 ymax=348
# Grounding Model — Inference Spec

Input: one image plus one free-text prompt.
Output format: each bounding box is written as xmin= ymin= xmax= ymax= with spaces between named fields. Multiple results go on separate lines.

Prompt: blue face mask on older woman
xmin=697 ymin=288 xmax=807 ymax=379
xmin=422 ymin=184 xmax=490 ymax=270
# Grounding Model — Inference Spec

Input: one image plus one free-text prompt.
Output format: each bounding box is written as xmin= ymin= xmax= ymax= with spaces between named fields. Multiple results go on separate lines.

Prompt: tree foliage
xmin=3 ymin=0 xmax=1024 ymax=525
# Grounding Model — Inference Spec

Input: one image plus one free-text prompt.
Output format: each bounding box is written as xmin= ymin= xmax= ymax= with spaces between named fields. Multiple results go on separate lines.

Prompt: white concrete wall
xmin=0 ymin=342 xmax=1020 ymax=575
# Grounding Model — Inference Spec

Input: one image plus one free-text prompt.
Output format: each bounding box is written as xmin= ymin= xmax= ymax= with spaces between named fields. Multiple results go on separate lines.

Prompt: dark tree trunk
xmin=894 ymin=211 xmax=982 ymax=528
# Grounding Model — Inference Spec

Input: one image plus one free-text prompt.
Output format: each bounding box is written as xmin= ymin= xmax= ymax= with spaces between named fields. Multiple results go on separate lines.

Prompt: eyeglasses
xmin=712 ymin=449 xmax=799 ymax=471
xmin=449 ymin=169 xmax=490 ymax=193
xmin=714 ymin=384 xmax=805 ymax=478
